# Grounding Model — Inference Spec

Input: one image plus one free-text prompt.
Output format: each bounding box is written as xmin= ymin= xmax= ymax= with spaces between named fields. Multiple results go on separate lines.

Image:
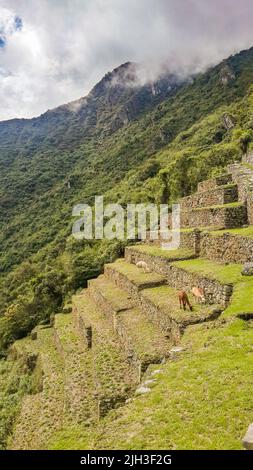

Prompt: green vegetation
xmin=89 ymin=277 xmax=135 ymax=311
xmin=211 ymin=224 xmax=253 ymax=238
xmin=224 ymin=281 xmax=253 ymax=317
xmin=173 ymin=258 xmax=253 ymax=317
xmin=2 ymin=48 xmax=253 ymax=353
xmin=2 ymin=47 xmax=253 ymax=449
xmin=72 ymin=294 xmax=136 ymax=400
xmin=142 ymin=284 xmax=220 ymax=322
xmin=108 ymin=259 xmax=165 ymax=287
xmin=0 ymin=357 xmax=33 ymax=449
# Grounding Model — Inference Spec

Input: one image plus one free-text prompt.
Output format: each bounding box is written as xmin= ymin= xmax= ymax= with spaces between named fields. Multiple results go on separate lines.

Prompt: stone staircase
xmin=10 ymin=246 xmax=225 ymax=449
xmin=73 ymin=292 xmax=137 ymax=417
xmin=9 ymin=160 xmax=253 ymax=450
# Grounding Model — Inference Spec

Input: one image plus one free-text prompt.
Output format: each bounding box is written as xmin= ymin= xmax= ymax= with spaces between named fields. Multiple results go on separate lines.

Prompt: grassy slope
xmin=49 ymin=318 xmax=253 ymax=450
xmin=4 ymin=250 xmax=253 ymax=450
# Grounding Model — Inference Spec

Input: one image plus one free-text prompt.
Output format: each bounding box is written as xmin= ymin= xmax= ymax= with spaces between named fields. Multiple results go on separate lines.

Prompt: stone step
xmin=114 ymin=305 xmax=171 ymax=376
xmin=228 ymin=162 xmax=253 ymax=204
xmin=88 ymin=275 xmax=135 ymax=326
xmin=197 ymin=173 xmax=233 ymax=192
xmin=123 ymin=245 xmax=225 ymax=315
xmin=10 ymin=394 xmax=43 ymax=450
xmin=104 ymin=258 xmax=166 ymax=297
xmin=181 ymin=202 xmax=247 ymax=229
xmin=88 ymin=272 xmax=222 ymax=346
xmin=53 ymin=313 xmax=97 ymax=424
xmin=123 ymin=247 xmax=235 ymax=307
xmin=138 ymin=285 xmax=223 ymax=342
xmin=199 ymin=228 xmax=253 ymax=264
xmin=180 ymin=184 xmax=238 ymax=210
xmin=73 ymin=293 xmax=137 ymax=417
xmin=86 ymin=277 xmax=171 ymax=376
xmin=155 ymin=226 xmax=253 ymax=265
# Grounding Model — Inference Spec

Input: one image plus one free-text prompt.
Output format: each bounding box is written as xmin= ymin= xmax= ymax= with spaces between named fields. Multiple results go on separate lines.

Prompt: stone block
xmin=242 ymin=423 xmax=253 ymax=450
xmin=242 ymin=263 xmax=253 ymax=276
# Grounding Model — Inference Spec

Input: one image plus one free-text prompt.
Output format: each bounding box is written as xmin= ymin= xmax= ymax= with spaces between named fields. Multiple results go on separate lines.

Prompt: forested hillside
xmin=1 ymin=46 xmax=253 ymax=356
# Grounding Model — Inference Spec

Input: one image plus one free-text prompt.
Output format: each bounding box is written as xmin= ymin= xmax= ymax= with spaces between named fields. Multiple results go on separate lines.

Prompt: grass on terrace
xmin=118 ymin=306 xmax=171 ymax=361
xmin=73 ymin=293 xmax=137 ymax=397
xmin=129 ymin=245 xmax=195 ymax=260
xmin=171 ymin=258 xmax=243 ymax=284
xmin=89 ymin=276 xmax=135 ymax=312
xmin=224 ymin=280 xmax=253 ymax=317
xmin=9 ymin=326 xmax=65 ymax=450
xmin=49 ymin=318 xmax=253 ymax=450
xmin=172 ymin=258 xmax=253 ymax=317
xmin=210 ymin=224 xmax=253 ymax=239
xmin=141 ymin=285 xmax=221 ymax=323
xmin=106 ymin=259 xmax=165 ymax=287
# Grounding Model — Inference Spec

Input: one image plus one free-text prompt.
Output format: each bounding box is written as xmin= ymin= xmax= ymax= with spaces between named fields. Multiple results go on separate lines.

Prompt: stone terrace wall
xmin=125 ymin=247 xmax=178 ymax=278
xmin=187 ymin=204 xmax=247 ymax=229
xmin=179 ymin=229 xmax=253 ymax=264
xmin=199 ymin=232 xmax=253 ymax=264
xmin=228 ymin=163 xmax=253 ymax=202
xmin=180 ymin=184 xmax=238 ymax=210
xmin=177 ymin=230 xmax=201 ymax=253
xmin=166 ymin=265 xmax=232 ymax=307
xmin=247 ymin=192 xmax=253 ymax=225
xmin=228 ymin=158 xmax=253 ymax=225
xmin=144 ymin=229 xmax=200 ymax=254
xmin=125 ymin=246 xmax=232 ymax=307
xmin=197 ymin=174 xmax=232 ymax=192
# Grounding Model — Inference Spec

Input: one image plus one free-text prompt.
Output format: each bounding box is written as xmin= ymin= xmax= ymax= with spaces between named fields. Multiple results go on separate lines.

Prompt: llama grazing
xmin=191 ymin=287 xmax=206 ymax=304
xmin=136 ymin=260 xmax=150 ymax=273
xmin=178 ymin=290 xmax=193 ymax=311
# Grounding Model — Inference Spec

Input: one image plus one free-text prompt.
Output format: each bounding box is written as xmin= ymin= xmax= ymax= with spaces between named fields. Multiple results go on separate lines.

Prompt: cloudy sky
xmin=1 ymin=0 xmax=253 ymax=121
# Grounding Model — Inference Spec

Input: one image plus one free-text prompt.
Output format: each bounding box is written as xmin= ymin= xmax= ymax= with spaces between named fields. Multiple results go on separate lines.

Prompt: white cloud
xmin=1 ymin=0 xmax=253 ymax=120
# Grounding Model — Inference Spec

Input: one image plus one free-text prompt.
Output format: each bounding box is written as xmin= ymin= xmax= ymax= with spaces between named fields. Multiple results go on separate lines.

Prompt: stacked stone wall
xmin=165 ymin=265 xmax=232 ymax=307
xmin=186 ymin=204 xmax=247 ymax=229
xmin=125 ymin=247 xmax=232 ymax=307
xmin=200 ymin=232 xmax=253 ymax=264
xmin=178 ymin=229 xmax=253 ymax=264
xmin=180 ymin=185 xmax=238 ymax=210
xmin=197 ymin=174 xmax=232 ymax=192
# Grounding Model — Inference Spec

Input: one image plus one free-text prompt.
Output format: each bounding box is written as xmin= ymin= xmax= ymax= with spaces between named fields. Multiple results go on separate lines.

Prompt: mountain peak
xmin=90 ymin=61 xmax=141 ymax=97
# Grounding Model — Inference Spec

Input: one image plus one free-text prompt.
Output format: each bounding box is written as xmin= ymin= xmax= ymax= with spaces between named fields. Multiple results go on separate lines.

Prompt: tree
xmin=239 ymin=130 xmax=253 ymax=155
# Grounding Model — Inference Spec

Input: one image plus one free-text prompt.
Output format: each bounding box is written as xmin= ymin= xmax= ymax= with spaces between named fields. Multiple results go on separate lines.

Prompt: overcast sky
xmin=1 ymin=0 xmax=253 ymax=121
